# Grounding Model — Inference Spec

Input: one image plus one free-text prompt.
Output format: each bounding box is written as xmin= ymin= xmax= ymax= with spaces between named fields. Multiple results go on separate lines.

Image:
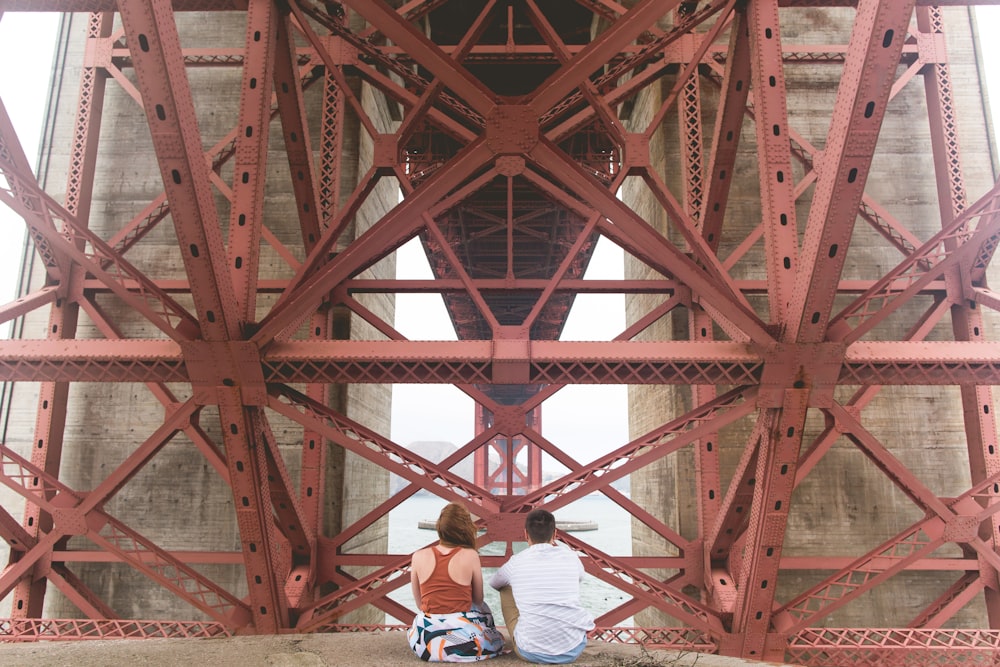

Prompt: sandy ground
xmin=0 ymin=632 xmax=795 ymax=667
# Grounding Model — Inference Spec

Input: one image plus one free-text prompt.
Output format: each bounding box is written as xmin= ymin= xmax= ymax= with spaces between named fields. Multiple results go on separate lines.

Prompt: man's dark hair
xmin=524 ymin=509 xmax=556 ymax=544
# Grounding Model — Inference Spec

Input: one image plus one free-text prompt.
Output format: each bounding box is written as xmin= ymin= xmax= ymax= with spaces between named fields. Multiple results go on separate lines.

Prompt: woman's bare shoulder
xmin=457 ymin=547 xmax=482 ymax=561
xmin=411 ymin=547 xmax=434 ymax=562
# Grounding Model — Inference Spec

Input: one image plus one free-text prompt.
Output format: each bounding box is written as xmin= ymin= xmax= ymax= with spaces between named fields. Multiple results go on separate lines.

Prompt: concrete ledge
xmin=0 ymin=632 xmax=794 ymax=666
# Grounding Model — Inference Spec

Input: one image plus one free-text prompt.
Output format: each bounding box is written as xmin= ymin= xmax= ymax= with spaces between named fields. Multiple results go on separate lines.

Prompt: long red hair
xmin=436 ymin=503 xmax=477 ymax=549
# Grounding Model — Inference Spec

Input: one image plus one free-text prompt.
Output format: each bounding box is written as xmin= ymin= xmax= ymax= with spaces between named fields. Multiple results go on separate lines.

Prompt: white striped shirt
xmin=488 ymin=543 xmax=595 ymax=656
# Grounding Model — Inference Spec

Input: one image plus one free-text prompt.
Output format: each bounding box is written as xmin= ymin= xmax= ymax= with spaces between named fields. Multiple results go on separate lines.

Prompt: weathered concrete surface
xmin=0 ymin=634 xmax=798 ymax=667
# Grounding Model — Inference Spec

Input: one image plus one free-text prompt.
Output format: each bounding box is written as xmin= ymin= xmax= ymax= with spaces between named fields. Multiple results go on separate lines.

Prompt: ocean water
xmin=386 ymin=494 xmax=633 ymax=624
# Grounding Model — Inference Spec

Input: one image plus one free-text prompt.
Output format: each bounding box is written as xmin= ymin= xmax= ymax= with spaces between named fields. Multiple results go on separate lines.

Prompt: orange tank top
xmin=419 ymin=547 xmax=473 ymax=614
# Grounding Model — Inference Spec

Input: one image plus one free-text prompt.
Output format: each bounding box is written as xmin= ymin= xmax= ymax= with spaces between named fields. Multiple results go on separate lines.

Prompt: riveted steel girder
xmin=1 ymin=1 xmax=1000 ymax=664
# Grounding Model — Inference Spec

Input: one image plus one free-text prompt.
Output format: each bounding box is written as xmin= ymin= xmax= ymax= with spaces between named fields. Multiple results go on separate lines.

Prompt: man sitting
xmin=488 ymin=509 xmax=594 ymax=664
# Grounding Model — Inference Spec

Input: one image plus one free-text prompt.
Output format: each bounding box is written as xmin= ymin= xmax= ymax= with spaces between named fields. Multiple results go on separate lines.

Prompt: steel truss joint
xmin=373 ymin=134 xmax=397 ymax=169
xmin=756 ymin=342 xmax=845 ymax=408
xmin=664 ymin=32 xmax=699 ymax=64
xmin=83 ymin=34 xmax=112 ymax=68
xmin=491 ymin=405 xmax=527 ymax=437
xmin=486 ymin=106 xmax=538 ymax=155
xmin=492 ymin=330 xmax=530 ymax=384
xmin=318 ymin=35 xmax=358 ymax=66
xmin=624 ymin=133 xmax=649 ymax=169
xmin=720 ymin=631 xmax=788 ymax=662
xmin=180 ymin=340 xmax=266 ymax=405
xmin=916 ymin=30 xmax=947 ymax=66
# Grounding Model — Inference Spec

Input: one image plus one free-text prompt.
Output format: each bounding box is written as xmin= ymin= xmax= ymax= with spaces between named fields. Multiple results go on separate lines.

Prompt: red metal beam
xmin=775 ymin=468 xmax=1000 ymax=633
xmin=268 ymin=385 xmax=502 ymax=513
xmin=787 ymin=628 xmax=1000 ymax=667
xmin=227 ymin=0 xmax=279 ymax=321
xmin=561 ymin=532 xmax=723 ymax=635
xmin=0 ymin=618 xmax=232 ymax=640
xmin=786 ymin=0 xmax=916 ymax=342
xmin=0 ymin=173 xmax=200 ymax=340
xmin=117 ymin=0 xmax=239 ymax=340
xmin=530 ymin=0 xmax=677 ymax=115
xmin=337 ymin=0 xmax=497 ymax=118
xmin=746 ymin=0 xmax=799 ymax=326
xmin=829 ymin=179 xmax=1000 ymax=342
xmin=0 ymin=338 xmax=999 ymax=386
xmin=529 ymin=141 xmax=774 ymax=345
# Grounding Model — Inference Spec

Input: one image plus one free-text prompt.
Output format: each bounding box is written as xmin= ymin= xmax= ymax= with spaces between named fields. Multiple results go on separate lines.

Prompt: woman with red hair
xmin=407 ymin=503 xmax=504 ymax=662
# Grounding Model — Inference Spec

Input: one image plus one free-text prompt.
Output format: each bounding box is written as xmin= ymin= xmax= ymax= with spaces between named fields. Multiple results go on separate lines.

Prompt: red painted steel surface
xmin=0 ymin=1 xmax=998 ymax=664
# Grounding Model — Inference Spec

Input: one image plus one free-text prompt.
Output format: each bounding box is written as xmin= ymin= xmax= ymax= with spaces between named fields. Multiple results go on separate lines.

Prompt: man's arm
xmin=487 ymin=560 xmax=511 ymax=590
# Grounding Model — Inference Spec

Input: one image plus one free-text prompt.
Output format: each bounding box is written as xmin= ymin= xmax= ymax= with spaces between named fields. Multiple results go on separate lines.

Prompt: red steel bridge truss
xmin=1 ymin=0 xmax=1000 ymax=664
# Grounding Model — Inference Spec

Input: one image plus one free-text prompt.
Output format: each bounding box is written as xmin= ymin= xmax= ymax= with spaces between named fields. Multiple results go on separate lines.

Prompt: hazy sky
xmin=0 ymin=14 xmax=60 ymax=307
xmin=391 ymin=235 xmax=628 ymax=457
xmin=1 ymin=9 xmax=1000 ymax=467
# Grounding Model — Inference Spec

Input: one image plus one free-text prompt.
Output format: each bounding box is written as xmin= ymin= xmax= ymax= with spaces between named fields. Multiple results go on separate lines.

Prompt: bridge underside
xmin=1 ymin=1 xmax=1000 ymax=665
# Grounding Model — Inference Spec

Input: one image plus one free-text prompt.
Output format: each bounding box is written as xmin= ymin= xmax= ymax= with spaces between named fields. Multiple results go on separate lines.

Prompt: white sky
xmin=1 ymin=9 xmax=1000 ymax=465
xmin=0 ymin=14 xmax=60 ymax=308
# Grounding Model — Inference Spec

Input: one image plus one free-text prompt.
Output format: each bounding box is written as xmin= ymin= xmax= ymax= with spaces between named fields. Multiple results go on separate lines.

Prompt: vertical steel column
xmin=12 ymin=11 xmax=112 ymax=619
xmin=690 ymin=307 xmax=720 ymax=542
xmin=786 ymin=0 xmax=915 ymax=343
xmin=474 ymin=403 xmax=490 ymax=491
xmin=746 ymin=0 xmax=798 ymax=324
xmin=218 ymin=400 xmax=291 ymax=631
xmin=526 ymin=406 xmax=542 ymax=492
xmin=918 ymin=5 xmax=1000 ymax=625
xmin=673 ymin=7 xmax=721 ymax=556
xmin=697 ymin=9 xmax=750 ymax=599
xmin=730 ymin=394 xmax=809 ymax=660
xmin=227 ymin=0 xmax=278 ymax=321
xmin=273 ymin=13 xmax=329 ymax=551
xmin=679 ymin=30 xmax=705 ymax=227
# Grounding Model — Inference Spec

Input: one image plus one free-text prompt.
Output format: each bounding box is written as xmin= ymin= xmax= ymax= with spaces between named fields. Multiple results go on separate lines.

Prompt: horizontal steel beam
xmin=0 ymin=618 xmax=232 ymax=640
xmin=0 ymin=339 xmax=997 ymax=386
xmin=81 ymin=277 xmax=950 ymax=295
xmin=787 ymin=628 xmax=1000 ymax=665
xmin=46 ymin=549 xmax=975 ymax=572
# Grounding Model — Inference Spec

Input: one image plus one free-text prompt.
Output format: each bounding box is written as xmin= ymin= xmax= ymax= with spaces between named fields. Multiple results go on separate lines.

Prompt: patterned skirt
xmin=407 ymin=606 xmax=505 ymax=662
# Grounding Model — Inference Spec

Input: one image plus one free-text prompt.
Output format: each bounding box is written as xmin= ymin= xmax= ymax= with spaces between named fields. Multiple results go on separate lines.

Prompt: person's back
xmin=411 ymin=544 xmax=476 ymax=614
xmin=489 ymin=509 xmax=594 ymax=664
xmin=407 ymin=503 xmax=504 ymax=662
